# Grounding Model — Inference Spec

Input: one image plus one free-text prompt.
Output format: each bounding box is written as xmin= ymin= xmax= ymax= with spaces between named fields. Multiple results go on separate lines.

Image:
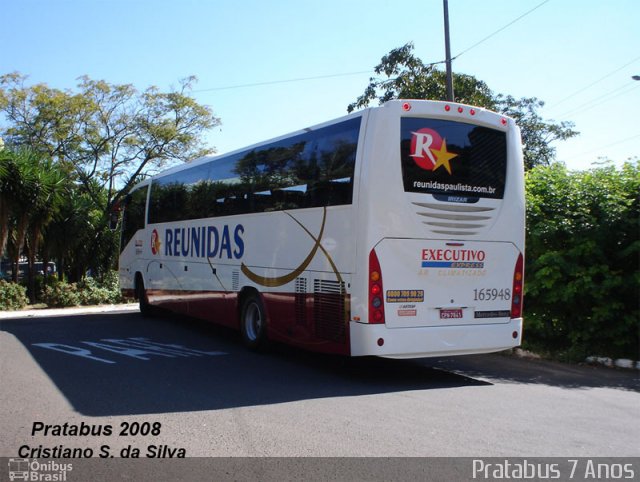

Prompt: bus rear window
xmin=400 ymin=118 xmax=506 ymax=200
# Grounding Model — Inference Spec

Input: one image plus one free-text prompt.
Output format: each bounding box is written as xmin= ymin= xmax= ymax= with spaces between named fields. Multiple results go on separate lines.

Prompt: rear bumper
xmin=350 ymin=318 xmax=522 ymax=358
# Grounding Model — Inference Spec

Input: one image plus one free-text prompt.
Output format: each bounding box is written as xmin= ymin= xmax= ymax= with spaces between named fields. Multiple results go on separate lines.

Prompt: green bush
xmin=41 ymin=271 xmax=123 ymax=308
xmin=41 ymin=280 xmax=82 ymax=308
xmin=524 ymin=161 xmax=639 ymax=360
xmin=77 ymin=274 xmax=122 ymax=305
xmin=0 ymin=280 xmax=29 ymax=310
xmin=96 ymin=270 xmax=121 ymax=296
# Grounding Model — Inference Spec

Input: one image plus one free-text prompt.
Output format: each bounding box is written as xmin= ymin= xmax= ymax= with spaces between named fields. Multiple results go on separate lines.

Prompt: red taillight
xmin=511 ymin=253 xmax=524 ymax=318
xmin=369 ymin=249 xmax=385 ymax=324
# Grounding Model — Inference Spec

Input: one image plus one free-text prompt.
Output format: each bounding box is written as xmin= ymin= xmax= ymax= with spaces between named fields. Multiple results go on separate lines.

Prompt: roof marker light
xmin=457 ymin=107 xmax=464 ymax=113
xmin=444 ymin=105 xmax=451 ymax=112
xmin=402 ymin=102 xmax=411 ymax=111
xmin=470 ymin=109 xmax=476 ymax=116
xmin=501 ymin=118 xmax=508 ymax=126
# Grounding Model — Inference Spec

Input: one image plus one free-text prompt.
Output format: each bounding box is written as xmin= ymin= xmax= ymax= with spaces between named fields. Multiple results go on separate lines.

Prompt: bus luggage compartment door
xmin=375 ymin=238 xmax=520 ymax=328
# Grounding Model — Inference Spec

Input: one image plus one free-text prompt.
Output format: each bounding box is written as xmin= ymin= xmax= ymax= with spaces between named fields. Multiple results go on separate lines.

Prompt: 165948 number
xmin=473 ymin=288 xmax=511 ymax=301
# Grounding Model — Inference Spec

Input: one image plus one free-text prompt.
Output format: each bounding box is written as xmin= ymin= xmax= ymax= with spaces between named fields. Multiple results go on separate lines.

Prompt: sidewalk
xmin=0 ymin=303 xmax=139 ymax=320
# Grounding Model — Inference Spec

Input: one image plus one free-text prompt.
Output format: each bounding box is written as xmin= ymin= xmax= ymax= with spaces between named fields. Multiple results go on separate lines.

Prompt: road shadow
xmin=427 ymin=353 xmax=640 ymax=392
xmin=1 ymin=311 xmax=489 ymax=416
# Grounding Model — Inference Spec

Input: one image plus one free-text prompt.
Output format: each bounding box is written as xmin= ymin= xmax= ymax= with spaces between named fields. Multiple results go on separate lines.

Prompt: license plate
xmin=440 ymin=308 xmax=463 ymax=319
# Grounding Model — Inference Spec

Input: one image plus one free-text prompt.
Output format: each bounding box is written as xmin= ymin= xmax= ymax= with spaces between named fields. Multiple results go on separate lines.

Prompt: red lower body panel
xmin=145 ymin=289 xmax=350 ymax=355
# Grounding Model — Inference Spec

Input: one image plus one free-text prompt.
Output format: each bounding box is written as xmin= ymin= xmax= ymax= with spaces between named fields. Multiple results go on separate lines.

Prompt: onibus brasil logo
xmin=8 ymin=458 xmax=73 ymax=481
xmin=410 ymin=128 xmax=458 ymax=174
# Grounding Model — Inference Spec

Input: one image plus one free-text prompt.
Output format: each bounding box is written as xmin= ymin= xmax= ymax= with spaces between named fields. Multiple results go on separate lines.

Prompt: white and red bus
xmin=119 ymin=100 xmax=524 ymax=358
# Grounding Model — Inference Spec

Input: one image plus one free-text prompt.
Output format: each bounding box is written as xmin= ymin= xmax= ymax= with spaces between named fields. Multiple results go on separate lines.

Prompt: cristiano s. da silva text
xmin=17 ymin=421 xmax=186 ymax=458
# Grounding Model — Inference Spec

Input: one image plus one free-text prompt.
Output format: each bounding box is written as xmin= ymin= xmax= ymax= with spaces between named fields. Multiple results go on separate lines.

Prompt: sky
xmin=2 ymin=0 xmax=638 ymax=171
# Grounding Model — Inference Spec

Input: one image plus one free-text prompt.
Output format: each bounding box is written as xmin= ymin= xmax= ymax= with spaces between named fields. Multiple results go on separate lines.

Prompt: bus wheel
xmin=240 ymin=294 xmax=267 ymax=350
xmin=135 ymin=275 xmax=153 ymax=317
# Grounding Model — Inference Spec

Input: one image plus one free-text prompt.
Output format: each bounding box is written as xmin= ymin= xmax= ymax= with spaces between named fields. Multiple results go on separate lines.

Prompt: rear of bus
xmin=351 ymin=100 xmax=524 ymax=358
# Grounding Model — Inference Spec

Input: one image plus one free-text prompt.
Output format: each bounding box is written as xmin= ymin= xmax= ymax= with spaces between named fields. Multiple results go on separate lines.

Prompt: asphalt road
xmin=1 ymin=309 xmax=638 ymax=461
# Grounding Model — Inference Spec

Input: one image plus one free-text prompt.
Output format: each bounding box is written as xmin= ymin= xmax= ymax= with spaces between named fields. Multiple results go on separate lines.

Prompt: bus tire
xmin=135 ymin=275 xmax=153 ymax=317
xmin=240 ymin=294 xmax=267 ymax=350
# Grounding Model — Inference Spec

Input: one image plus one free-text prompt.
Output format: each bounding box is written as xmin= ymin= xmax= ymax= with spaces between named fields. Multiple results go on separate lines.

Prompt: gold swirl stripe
xmin=283 ymin=210 xmax=343 ymax=285
xmin=240 ymin=207 xmax=327 ymax=287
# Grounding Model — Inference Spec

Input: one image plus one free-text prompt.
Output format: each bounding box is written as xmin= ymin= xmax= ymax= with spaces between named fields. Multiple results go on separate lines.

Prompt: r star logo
xmin=410 ymin=128 xmax=459 ymax=174
xmin=151 ymin=229 xmax=161 ymax=255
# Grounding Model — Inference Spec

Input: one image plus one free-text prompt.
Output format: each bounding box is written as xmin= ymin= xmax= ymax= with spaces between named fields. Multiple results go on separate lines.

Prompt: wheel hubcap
xmin=245 ymin=302 xmax=262 ymax=341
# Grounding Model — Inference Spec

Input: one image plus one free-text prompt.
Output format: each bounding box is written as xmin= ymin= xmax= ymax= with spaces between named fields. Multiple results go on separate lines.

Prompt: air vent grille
xmin=412 ymin=202 xmax=497 ymax=236
xmin=313 ymin=279 xmax=346 ymax=343
xmin=295 ymin=277 xmax=307 ymax=325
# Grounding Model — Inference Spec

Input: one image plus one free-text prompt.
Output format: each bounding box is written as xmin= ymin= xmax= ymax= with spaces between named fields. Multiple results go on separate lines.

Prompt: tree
xmin=0 ymin=73 xmax=220 ymax=215
xmin=24 ymin=157 xmax=66 ymax=300
xmin=0 ymin=146 xmax=15 ymax=255
xmin=496 ymin=95 xmax=578 ymax=170
xmin=0 ymin=147 xmax=66 ymax=297
xmin=348 ymin=43 xmax=578 ymax=169
xmin=348 ymin=43 xmax=496 ymax=112
xmin=43 ymin=181 xmax=118 ymax=282
xmin=524 ymin=161 xmax=639 ymax=359
xmin=3 ymin=148 xmax=40 ymax=281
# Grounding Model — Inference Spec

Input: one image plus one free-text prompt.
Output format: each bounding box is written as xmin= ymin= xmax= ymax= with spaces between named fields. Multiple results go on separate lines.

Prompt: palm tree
xmin=0 ymin=147 xmax=18 ymax=257
xmin=42 ymin=185 xmax=95 ymax=282
xmin=25 ymin=158 xmax=66 ymax=301
xmin=5 ymin=148 xmax=39 ymax=282
xmin=1 ymin=148 xmax=66 ymax=293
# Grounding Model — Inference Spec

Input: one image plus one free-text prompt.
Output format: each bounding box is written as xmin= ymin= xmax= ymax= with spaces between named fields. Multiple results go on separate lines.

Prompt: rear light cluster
xmin=511 ymin=254 xmax=524 ymax=318
xmin=368 ymin=249 xmax=385 ymax=324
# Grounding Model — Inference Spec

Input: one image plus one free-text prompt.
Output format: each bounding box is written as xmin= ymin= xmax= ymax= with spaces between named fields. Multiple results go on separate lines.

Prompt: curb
xmin=512 ymin=348 xmax=640 ymax=371
xmin=0 ymin=303 xmax=139 ymax=320
xmin=585 ymin=356 xmax=640 ymax=371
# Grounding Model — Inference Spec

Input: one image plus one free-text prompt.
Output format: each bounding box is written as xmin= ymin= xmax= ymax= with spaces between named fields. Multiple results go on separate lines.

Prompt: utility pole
xmin=443 ymin=0 xmax=454 ymax=101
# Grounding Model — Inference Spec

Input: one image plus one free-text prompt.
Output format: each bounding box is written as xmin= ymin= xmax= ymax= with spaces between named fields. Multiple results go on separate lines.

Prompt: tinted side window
xmin=121 ymin=186 xmax=148 ymax=250
xmin=148 ymin=117 xmax=361 ymax=224
xmin=148 ymin=163 xmax=216 ymax=224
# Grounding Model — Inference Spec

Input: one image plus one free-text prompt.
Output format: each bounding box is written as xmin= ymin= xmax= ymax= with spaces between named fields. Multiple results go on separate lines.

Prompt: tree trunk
xmin=0 ymin=201 xmax=9 ymax=257
xmin=26 ymin=221 xmax=43 ymax=304
xmin=12 ymin=214 xmax=28 ymax=283
xmin=58 ymin=257 xmax=65 ymax=282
